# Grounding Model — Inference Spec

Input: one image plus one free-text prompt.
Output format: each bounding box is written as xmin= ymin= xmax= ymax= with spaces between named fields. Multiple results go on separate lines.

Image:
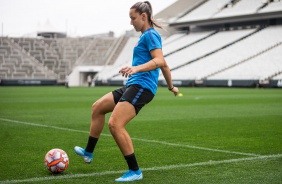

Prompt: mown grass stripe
xmin=0 ymin=117 xmax=260 ymax=157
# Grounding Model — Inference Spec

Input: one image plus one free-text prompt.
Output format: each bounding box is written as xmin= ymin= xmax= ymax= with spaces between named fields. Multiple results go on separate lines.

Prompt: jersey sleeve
xmin=146 ymin=31 xmax=162 ymax=51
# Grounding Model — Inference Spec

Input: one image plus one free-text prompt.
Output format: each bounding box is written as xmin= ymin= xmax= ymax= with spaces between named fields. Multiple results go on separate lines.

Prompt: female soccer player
xmin=74 ymin=1 xmax=179 ymax=182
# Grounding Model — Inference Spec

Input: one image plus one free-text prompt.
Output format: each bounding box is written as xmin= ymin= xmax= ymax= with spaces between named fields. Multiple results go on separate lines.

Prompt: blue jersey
xmin=126 ymin=28 xmax=162 ymax=95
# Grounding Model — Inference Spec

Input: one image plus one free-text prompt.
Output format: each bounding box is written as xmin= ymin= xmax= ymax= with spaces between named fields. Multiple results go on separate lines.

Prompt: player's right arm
xmin=119 ymin=48 xmax=164 ymax=77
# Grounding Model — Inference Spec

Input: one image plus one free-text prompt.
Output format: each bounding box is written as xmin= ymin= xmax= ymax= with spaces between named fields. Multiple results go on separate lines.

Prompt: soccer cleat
xmin=115 ymin=169 xmax=143 ymax=182
xmin=74 ymin=146 xmax=93 ymax=163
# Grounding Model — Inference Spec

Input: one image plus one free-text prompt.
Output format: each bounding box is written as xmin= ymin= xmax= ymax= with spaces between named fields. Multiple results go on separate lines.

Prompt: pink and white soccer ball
xmin=44 ymin=148 xmax=69 ymax=173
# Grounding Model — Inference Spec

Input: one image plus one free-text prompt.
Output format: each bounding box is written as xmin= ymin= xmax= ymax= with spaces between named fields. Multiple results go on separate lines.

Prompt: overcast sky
xmin=0 ymin=0 xmax=177 ymax=37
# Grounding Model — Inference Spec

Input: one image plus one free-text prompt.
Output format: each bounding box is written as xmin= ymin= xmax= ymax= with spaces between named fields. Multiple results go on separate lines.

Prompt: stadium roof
xmin=37 ymin=20 xmax=66 ymax=38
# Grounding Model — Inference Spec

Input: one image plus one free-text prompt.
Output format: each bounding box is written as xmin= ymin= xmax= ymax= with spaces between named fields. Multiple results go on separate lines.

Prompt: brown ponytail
xmin=131 ymin=1 xmax=163 ymax=29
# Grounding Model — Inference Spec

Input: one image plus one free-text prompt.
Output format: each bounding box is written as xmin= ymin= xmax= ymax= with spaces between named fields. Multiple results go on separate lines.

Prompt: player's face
xmin=129 ymin=9 xmax=144 ymax=32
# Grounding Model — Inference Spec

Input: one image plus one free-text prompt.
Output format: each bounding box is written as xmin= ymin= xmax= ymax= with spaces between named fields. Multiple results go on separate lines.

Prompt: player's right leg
xmin=89 ymin=92 xmax=116 ymax=138
xmin=74 ymin=92 xmax=116 ymax=163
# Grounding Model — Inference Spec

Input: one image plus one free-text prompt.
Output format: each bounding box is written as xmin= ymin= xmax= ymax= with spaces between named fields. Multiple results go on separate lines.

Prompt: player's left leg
xmin=108 ymin=101 xmax=136 ymax=156
xmin=108 ymin=101 xmax=143 ymax=182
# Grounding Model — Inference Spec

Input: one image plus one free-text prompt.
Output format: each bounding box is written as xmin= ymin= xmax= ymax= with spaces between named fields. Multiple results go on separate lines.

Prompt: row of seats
xmin=161 ymin=26 xmax=282 ymax=81
xmin=260 ymin=0 xmax=282 ymax=13
xmin=165 ymin=28 xmax=255 ymax=70
xmin=162 ymin=31 xmax=214 ymax=56
xmin=176 ymin=0 xmax=282 ymax=23
xmin=209 ymin=43 xmax=282 ymax=80
xmin=273 ymin=73 xmax=282 ymax=79
xmin=0 ymin=38 xmax=57 ymax=80
xmin=0 ymin=36 xmax=116 ymax=81
xmin=76 ymin=37 xmax=116 ymax=66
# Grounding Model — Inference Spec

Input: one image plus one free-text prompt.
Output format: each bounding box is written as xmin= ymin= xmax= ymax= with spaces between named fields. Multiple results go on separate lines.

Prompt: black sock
xmin=85 ymin=136 xmax=98 ymax=153
xmin=124 ymin=153 xmax=139 ymax=171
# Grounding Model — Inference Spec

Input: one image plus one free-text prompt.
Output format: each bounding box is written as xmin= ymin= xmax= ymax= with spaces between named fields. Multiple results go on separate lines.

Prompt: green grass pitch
xmin=0 ymin=86 xmax=281 ymax=184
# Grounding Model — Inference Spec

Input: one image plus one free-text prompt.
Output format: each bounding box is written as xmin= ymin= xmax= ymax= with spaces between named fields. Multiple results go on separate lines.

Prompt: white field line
xmin=1 ymin=154 xmax=281 ymax=184
xmin=0 ymin=118 xmax=260 ymax=157
xmin=130 ymin=137 xmax=259 ymax=157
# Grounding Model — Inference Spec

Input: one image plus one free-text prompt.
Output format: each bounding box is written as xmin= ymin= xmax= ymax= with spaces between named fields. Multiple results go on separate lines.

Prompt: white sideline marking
xmin=0 ymin=118 xmax=89 ymax=134
xmin=130 ymin=137 xmax=259 ymax=157
xmin=1 ymin=154 xmax=281 ymax=184
xmin=0 ymin=118 xmax=260 ymax=157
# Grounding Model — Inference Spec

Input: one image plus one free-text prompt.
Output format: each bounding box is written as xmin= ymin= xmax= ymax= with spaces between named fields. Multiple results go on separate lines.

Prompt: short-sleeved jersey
xmin=126 ymin=28 xmax=162 ymax=95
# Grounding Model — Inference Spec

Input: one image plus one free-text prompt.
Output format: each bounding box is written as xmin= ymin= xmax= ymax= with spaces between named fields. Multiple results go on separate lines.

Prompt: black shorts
xmin=112 ymin=85 xmax=154 ymax=115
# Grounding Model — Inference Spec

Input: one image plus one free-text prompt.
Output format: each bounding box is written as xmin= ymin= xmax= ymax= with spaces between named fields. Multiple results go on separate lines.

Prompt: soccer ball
xmin=44 ymin=148 xmax=69 ymax=173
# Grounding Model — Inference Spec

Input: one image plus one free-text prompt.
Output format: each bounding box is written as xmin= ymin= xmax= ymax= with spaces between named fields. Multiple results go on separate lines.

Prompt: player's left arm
xmin=160 ymin=60 xmax=179 ymax=96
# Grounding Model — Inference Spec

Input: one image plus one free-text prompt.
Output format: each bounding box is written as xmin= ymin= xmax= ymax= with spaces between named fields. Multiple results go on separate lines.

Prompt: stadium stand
xmin=213 ymin=0 xmax=265 ymax=18
xmin=72 ymin=37 xmax=116 ymax=66
xmin=209 ymin=42 xmax=282 ymax=80
xmin=175 ymin=0 xmax=232 ymax=22
xmin=162 ymin=25 xmax=282 ymax=81
xmin=96 ymin=37 xmax=139 ymax=83
xmin=175 ymin=0 xmax=282 ymax=21
xmin=162 ymin=33 xmax=186 ymax=46
xmin=260 ymin=0 xmax=282 ymax=13
xmin=0 ymin=36 xmax=116 ymax=84
xmin=162 ymin=31 xmax=215 ymax=56
xmin=273 ymin=73 xmax=282 ymax=80
xmin=0 ymin=37 xmax=57 ymax=81
xmin=163 ymin=28 xmax=256 ymax=70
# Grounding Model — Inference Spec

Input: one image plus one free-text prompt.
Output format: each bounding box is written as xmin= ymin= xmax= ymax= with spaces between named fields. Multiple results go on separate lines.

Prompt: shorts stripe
xmin=132 ymin=88 xmax=144 ymax=105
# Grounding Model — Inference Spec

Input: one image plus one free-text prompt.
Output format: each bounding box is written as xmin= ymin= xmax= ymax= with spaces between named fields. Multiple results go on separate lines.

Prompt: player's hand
xmin=119 ymin=66 xmax=138 ymax=78
xmin=171 ymin=86 xmax=179 ymax=96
